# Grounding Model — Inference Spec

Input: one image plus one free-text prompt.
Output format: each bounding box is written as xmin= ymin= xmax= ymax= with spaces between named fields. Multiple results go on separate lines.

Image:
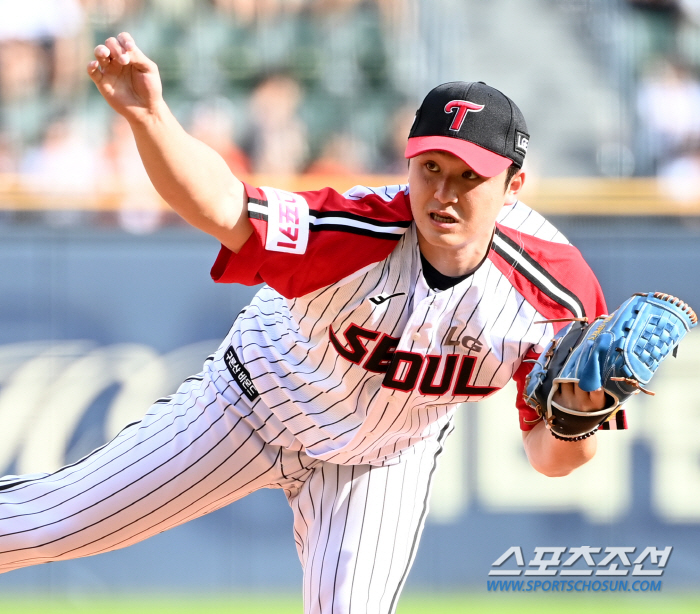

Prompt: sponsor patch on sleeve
xmin=224 ymin=345 xmax=259 ymax=401
xmin=261 ymin=186 xmax=310 ymax=254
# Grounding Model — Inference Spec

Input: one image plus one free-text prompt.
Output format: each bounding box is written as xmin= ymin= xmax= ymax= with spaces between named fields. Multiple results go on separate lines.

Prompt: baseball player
xmin=0 ymin=33 xmax=616 ymax=613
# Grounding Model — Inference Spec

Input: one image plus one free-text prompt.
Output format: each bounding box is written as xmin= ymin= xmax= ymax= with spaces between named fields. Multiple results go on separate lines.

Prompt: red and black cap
xmin=405 ymin=81 xmax=529 ymax=178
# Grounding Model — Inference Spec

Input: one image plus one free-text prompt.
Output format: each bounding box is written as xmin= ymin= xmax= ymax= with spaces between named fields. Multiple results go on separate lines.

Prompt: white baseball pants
xmin=0 ymin=367 xmax=452 ymax=614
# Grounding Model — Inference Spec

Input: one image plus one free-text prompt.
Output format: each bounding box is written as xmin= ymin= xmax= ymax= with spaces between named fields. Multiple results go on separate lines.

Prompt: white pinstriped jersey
xmin=206 ymin=184 xmax=609 ymax=467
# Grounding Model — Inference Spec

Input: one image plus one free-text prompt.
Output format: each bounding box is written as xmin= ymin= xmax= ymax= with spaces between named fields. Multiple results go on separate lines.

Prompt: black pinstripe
xmin=284 ymin=422 xmax=452 ymax=614
xmin=492 ymin=227 xmax=585 ymax=318
xmin=347 ymin=467 xmax=371 ymax=613
xmin=0 ymin=379 xmax=217 ymax=503
xmin=0 ymin=191 xmax=603 ymax=613
xmin=387 ymin=422 xmax=452 ymax=613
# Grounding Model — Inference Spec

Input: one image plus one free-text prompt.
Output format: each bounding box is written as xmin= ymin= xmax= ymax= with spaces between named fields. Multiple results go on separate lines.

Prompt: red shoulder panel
xmin=493 ymin=223 xmax=609 ymax=431
xmin=490 ymin=223 xmax=607 ymax=330
xmin=211 ymin=184 xmax=413 ymax=298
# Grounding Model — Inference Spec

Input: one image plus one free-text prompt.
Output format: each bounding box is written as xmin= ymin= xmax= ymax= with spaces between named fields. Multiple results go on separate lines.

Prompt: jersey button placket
xmin=409 ymin=295 xmax=441 ymax=347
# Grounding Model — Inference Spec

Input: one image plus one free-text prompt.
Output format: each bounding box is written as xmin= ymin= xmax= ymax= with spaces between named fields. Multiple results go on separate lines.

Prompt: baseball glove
xmin=524 ymin=292 xmax=697 ymax=441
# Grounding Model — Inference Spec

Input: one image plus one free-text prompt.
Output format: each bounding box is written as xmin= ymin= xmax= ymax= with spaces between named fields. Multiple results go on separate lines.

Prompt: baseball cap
xmin=405 ymin=81 xmax=529 ymax=178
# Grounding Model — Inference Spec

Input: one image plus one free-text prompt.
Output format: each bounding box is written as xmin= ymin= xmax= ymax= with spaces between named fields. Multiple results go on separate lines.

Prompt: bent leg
xmin=288 ymin=423 xmax=454 ymax=614
xmin=0 ymin=372 xmax=290 ymax=573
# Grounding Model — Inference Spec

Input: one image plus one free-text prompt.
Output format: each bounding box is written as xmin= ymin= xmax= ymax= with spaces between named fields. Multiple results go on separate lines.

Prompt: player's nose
xmin=433 ymin=177 xmax=459 ymax=204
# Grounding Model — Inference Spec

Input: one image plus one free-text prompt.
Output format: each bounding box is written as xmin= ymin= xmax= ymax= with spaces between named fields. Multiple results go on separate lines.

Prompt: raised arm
xmin=87 ymin=32 xmax=253 ymax=252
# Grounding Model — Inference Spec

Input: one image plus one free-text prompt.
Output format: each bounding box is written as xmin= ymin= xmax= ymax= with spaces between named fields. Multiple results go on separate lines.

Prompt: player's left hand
xmin=525 ymin=291 xmax=697 ymax=441
xmin=553 ymin=383 xmax=605 ymax=412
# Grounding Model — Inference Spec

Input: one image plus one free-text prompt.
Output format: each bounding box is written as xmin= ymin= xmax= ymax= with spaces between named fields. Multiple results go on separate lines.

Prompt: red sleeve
xmin=513 ymin=349 xmax=543 ymax=431
xmin=490 ymin=224 xmax=609 ymax=431
xmin=210 ymin=183 xmax=413 ymax=298
xmin=491 ymin=223 xmax=607 ymax=324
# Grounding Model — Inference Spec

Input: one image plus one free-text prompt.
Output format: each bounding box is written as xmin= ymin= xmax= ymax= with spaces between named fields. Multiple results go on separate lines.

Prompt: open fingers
xmin=86 ymin=59 xmax=102 ymax=82
xmin=94 ymin=44 xmax=111 ymax=66
xmin=87 ymin=32 xmax=161 ymax=115
xmin=117 ymin=32 xmax=136 ymax=53
xmin=104 ymin=36 xmax=129 ymax=65
xmin=87 ymin=44 xmax=111 ymax=83
xmin=114 ymin=32 xmax=154 ymax=72
xmin=87 ymin=34 xmax=136 ymax=84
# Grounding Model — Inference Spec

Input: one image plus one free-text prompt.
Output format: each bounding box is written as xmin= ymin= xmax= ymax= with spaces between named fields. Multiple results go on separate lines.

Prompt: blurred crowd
xmin=0 ymin=0 xmax=417 ymax=230
xmin=625 ymin=0 xmax=700 ymax=194
xmin=4 ymin=0 xmax=700 ymax=229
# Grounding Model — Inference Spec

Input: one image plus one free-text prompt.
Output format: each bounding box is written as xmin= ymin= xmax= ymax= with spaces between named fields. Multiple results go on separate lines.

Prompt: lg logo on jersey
xmin=446 ymin=326 xmax=484 ymax=353
xmin=329 ymin=323 xmax=496 ymax=397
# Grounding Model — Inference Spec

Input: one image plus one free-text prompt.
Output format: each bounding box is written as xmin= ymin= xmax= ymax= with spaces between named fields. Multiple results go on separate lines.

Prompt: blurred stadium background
xmin=2 ymin=0 xmax=700 ymax=611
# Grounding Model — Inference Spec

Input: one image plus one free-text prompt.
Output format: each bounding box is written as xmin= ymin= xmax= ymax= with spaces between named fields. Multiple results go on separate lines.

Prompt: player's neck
xmin=417 ymin=229 xmax=493 ymax=277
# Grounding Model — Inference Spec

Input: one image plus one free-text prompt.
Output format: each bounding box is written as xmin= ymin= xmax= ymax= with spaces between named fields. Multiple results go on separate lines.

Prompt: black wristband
xmin=549 ymin=427 xmax=598 ymax=442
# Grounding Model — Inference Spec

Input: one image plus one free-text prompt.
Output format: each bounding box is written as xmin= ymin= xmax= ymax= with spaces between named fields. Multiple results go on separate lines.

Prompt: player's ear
xmin=505 ymin=170 xmax=525 ymax=205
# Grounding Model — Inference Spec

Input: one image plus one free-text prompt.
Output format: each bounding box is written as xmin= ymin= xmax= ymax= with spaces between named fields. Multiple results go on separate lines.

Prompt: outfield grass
xmin=401 ymin=594 xmax=700 ymax=613
xmin=1 ymin=594 xmax=700 ymax=614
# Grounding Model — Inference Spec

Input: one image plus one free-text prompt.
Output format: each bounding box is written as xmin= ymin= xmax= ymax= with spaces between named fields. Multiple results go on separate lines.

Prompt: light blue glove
xmin=524 ymin=292 xmax=697 ymax=440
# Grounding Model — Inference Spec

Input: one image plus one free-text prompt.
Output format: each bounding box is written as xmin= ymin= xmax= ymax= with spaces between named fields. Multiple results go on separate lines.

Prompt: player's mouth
xmin=429 ymin=211 xmax=458 ymax=224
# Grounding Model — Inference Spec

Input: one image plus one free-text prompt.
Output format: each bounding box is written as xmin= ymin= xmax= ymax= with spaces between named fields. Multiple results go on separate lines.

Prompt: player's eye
xmin=425 ymin=161 xmax=440 ymax=172
xmin=463 ymin=169 xmax=480 ymax=180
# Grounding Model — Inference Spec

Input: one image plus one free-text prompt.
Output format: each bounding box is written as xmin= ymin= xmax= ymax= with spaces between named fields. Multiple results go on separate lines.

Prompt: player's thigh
xmin=0 ymin=371 xmax=286 ymax=572
xmin=289 ymin=423 xmax=453 ymax=614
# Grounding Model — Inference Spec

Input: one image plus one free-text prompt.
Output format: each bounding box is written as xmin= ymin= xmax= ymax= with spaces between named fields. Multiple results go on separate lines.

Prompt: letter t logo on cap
xmin=444 ymin=100 xmax=485 ymax=131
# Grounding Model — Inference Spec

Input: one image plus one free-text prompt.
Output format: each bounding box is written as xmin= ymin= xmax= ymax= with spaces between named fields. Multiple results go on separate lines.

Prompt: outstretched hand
xmin=87 ymin=32 xmax=164 ymax=123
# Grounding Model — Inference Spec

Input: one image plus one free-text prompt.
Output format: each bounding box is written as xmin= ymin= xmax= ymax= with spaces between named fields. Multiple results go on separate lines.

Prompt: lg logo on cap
xmin=515 ymin=131 xmax=529 ymax=154
xmin=444 ymin=100 xmax=485 ymax=131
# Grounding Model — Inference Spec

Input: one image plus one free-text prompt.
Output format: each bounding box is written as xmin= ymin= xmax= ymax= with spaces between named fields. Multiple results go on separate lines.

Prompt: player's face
xmin=407 ymin=150 xmax=524 ymax=277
